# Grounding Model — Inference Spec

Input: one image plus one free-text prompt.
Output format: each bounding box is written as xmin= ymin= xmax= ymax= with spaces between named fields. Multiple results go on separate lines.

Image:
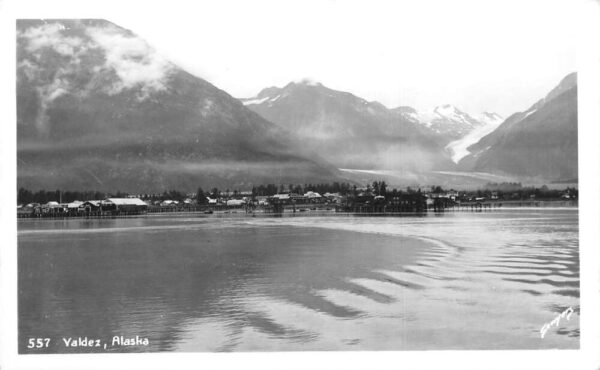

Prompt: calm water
xmin=18 ymin=209 xmax=579 ymax=352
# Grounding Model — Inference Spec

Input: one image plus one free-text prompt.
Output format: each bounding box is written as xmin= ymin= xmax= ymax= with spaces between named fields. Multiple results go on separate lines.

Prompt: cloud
xmin=20 ymin=22 xmax=85 ymax=57
xmin=200 ymin=98 xmax=215 ymax=118
xmin=17 ymin=59 xmax=40 ymax=80
xmin=17 ymin=20 xmax=177 ymax=131
xmin=31 ymin=78 xmax=71 ymax=133
xmin=18 ymin=22 xmax=92 ymax=132
xmin=85 ymin=23 xmax=174 ymax=98
xmin=18 ymin=20 xmax=174 ymax=102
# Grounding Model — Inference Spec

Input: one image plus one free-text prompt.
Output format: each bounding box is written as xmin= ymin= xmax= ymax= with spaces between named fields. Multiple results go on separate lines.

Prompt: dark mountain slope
xmin=17 ymin=19 xmax=343 ymax=192
xmin=458 ymin=73 xmax=577 ymax=182
xmin=242 ymin=81 xmax=455 ymax=172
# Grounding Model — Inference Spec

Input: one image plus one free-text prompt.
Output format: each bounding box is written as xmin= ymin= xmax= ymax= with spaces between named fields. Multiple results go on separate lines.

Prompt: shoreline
xmin=16 ymin=204 xmax=579 ymax=224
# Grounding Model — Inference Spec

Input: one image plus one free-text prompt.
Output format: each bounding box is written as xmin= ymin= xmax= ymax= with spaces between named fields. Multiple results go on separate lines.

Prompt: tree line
xmin=17 ymin=188 xmax=193 ymax=205
xmin=18 ymin=188 xmax=109 ymax=205
xmin=250 ymin=182 xmax=356 ymax=197
xmin=429 ymin=183 xmax=577 ymax=200
xmin=18 ymin=181 xmax=577 ymax=205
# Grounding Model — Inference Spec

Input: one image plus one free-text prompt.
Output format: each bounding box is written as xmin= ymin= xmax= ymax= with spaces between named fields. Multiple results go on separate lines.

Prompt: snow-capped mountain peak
xmin=434 ymin=104 xmax=459 ymax=116
xmin=241 ymin=85 xmax=286 ymax=106
xmin=241 ymin=79 xmax=329 ymax=106
xmin=394 ymin=104 xmax=484 ymax=138
xmin=293 ymin=78 xmax=321 ymax=86
xmin=432 ymin=104 xmax=479 ymax=125
xmin=477 ymin=111 xmax=503 ymax=126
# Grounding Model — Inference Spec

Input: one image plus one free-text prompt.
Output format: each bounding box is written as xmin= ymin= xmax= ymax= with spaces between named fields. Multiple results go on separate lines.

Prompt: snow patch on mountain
xmin=434 ymin=104 xmax=467 ymax=122
xmin=524 ymin=108 xmax=537 ymax=119
xmin=477 ymin=112 xmax=503 ymax=126
xmin=242 ymin=93 xmax=284 ymax=106
xmin=242 ymin=96 xmax=270 ymax=106
xmin=293 ymin=78 xmax=321 ymax=86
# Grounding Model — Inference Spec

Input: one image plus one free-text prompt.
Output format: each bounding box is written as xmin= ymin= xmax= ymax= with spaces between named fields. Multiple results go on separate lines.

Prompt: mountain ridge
xmin=17 ymin=19 xmax=345 ymax=192
xmin=241 ymin=80 xmax=457 ymax=172
xmin=242 ymin=81 xmax=509 ymax=174
xmin=457 ymin=72 xmax=577 ymax=182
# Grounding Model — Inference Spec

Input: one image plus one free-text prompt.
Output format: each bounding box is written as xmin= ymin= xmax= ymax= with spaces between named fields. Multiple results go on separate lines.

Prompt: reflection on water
xmin=18 ymin=209 xmax=579 ymax=352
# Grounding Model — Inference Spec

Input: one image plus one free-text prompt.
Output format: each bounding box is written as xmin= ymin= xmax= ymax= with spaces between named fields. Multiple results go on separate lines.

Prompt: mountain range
xmin=395 ymin=104 xmax=488 ymax=140
xmin=241 ymin=82 xmax=511 ymax=177
xmin=16 ymin=19 xmax=578 ymax=192
xmin=241 ymin=81 xmax=458 ymax=172
xmin=243 ymin=75 xmax=577 ymax=185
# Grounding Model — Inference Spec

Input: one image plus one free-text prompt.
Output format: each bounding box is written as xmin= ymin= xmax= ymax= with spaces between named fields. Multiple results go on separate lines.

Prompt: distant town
xmin=16 ymin=181 xmax=578 ymax=219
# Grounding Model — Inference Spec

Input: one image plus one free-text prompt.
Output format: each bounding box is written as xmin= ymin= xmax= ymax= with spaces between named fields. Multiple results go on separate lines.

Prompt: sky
xmin=11 ymin=0 xmax=582 ymax=116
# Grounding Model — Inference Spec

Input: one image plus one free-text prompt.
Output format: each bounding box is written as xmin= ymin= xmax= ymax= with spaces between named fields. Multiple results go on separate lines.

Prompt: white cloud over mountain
xmin=21 ymin=22 xmax=84 ymax=56
xmin=86 ymin=23 xmax=174 ymax=96
xmin=18 ymin=21 xmax=174 ymax=101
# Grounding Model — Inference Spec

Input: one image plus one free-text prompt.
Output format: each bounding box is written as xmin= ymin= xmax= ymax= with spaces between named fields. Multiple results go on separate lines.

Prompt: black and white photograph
xmin=1 ymin=0 xmax=600 ymax=368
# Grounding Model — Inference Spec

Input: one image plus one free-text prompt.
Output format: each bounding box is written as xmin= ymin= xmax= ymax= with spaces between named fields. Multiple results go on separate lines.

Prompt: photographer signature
xmin=540 ymin=306 xmax=574 ymax=339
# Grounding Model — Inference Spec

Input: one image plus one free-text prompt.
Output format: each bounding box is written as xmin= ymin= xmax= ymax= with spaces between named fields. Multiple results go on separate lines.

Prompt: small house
xmin=304 ymin=191 xmax=323 ymax=203
xmin=226 ymin=199 xmax=245 ymax=207
xmin=80 ymin=200 xmax=102 ymax=213
xmin=103 ymin=198 xmax=148 ymax=213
